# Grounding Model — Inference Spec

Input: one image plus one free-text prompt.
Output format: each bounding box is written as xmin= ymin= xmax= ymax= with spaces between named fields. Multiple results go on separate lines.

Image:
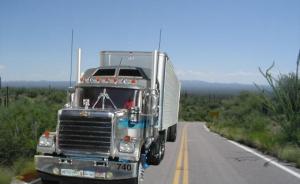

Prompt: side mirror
xmin=127 ymin=106 xmax=140 ymax=128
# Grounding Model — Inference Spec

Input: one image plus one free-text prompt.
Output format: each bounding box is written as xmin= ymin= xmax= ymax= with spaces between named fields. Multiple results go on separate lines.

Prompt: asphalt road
xmin=27 ymin=122 xmax=300 ymax=184
xmin=143 ymin=122 xmax=300 ymax=184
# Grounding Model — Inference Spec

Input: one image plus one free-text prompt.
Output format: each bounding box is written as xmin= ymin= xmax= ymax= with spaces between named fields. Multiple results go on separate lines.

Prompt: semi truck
xmin=35 ymin=50 xmax=180 ymax=184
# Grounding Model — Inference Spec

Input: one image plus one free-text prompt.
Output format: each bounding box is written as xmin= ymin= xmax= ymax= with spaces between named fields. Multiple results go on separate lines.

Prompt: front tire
xmin=147 ymin=133 xmax=165 ymax=165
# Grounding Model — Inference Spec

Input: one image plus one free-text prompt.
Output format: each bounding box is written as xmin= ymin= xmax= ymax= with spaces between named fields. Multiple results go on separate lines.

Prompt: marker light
xmin=44 ymin=131 xmax=50 ymax=138
xmin=123 ymin=135 xmax=131 ymax=142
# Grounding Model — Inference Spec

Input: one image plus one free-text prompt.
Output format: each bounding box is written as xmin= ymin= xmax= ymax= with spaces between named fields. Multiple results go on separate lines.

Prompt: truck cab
xmin=35 ymin=51 xmax=180 ymax=184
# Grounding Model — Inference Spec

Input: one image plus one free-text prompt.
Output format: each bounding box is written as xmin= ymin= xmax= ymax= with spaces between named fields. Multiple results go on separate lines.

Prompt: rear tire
xmin=167 ymin=124 xmax=177 ymax=142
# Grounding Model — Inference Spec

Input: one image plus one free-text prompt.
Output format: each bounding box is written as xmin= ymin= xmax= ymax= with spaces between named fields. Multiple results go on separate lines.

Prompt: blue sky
xmin=0 ymin=0 xmax=299 ymax=84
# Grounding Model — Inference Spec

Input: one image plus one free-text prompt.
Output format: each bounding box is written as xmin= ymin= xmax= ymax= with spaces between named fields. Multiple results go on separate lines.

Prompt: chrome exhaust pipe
xmin=77 ymin=48 xmax=82 ymax=83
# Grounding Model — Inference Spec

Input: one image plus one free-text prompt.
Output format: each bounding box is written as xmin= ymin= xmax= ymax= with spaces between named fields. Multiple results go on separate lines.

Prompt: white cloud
xmin=175 ymin=69 xmax=266 ymax=84
xmin=0 ymin=65 xmax=5 ymax=70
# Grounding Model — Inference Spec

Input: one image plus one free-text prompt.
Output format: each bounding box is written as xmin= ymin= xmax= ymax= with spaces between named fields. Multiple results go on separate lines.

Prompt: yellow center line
xmin=172 ymin=125 xmax=186 ymax=184
xmin=172 ymin=124 xmax=189 ymax=184
xmin=183 ymin=128 xmax=189 ymax=184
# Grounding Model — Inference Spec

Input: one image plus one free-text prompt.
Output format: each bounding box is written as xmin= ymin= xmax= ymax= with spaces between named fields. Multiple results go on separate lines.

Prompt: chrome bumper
xmin=35 ymin=155 xmax=138 ymax=180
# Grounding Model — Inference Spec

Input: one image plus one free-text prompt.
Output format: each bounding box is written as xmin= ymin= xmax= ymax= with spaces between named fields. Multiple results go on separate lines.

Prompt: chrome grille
xmin=58 ymin=116 xmax=112 ymax=153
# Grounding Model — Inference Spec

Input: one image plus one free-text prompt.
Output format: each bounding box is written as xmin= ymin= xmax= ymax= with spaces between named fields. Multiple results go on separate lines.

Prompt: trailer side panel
xmin=159 ymin=55 xmax=180 ymax=130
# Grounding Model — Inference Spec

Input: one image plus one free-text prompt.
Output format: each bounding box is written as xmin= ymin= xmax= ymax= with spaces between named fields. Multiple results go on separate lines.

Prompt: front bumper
xmin=35 ymin=155 xmax=138 ymax=180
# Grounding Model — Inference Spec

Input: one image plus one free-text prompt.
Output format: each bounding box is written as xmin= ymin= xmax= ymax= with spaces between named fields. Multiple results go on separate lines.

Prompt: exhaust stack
xmin=77 ymin=48 xmax=82 ymax=83
xmin=151 ymin=50 xmax=158 ymax=90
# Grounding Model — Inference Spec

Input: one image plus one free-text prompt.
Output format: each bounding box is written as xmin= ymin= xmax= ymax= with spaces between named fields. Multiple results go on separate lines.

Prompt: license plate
xmin=83 ymin=170 xmax=95 ymax=178
xmin=61 ymin=169 xmax=83 ymax=177
xmin=61 ymin=169 xmax=96 ymax=178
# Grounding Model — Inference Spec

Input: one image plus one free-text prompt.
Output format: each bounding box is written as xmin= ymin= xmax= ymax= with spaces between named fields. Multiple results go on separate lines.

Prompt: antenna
xmin=158 ymin=29 xmax=162 ymax=51
xmin=296 ymin=49 xmax=300 ymax=86
xmin=296 ymin=49 xmax=300 ymax=77
xmin=69 ymin=29 xmax=74 ymax=87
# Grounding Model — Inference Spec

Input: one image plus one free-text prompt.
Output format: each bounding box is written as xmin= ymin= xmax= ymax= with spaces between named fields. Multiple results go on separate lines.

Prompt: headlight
xmin=119 ymin=139 xmax=135 ymax=153
xmin=37 ymin=131 xmax=56 ymax=154
xmin=38 ymin=131 xmax=54 ymax=147
xmin=39 ymin=136 xmax=53 ymax=147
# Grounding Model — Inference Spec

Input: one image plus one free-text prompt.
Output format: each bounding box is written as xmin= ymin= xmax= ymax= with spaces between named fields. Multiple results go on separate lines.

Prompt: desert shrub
xmin=259 ymin=60 xmax=300 ymax=144
xmin=0 ymin=88 xmax=66 ymax=165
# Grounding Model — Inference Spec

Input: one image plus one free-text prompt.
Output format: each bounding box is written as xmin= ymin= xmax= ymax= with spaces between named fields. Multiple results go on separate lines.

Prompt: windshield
xmin=74 ymin=87 xmax=138 ymax=109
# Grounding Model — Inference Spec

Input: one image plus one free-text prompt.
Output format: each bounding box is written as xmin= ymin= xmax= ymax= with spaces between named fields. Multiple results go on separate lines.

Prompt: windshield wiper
xmin=92 ymin=88 xmax=117 ymax=110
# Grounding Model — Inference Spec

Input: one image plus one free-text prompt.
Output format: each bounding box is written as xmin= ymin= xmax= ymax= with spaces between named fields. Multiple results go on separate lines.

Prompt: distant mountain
xmin=180 ymin=80 xmax=265 ymax=95
xmin=2 ymin=80 xmax=266 ymax=95
xmin=2 ymin=81 xmax=75 ymax=89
